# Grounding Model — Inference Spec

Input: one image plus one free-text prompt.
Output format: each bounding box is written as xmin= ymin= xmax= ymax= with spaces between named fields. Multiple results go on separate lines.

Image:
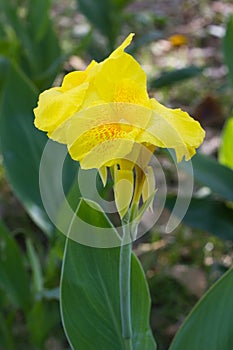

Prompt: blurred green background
xmin=0 ymin=0 xmax=233 ymax=349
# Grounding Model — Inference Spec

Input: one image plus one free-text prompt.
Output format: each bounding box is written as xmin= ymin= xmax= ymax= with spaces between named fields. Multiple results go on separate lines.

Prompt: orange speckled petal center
xmin=68 ymin=122 xmax=139 ymax=164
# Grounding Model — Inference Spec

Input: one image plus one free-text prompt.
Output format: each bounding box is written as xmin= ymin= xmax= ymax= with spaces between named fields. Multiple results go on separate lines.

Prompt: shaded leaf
xmin=223 ymin=15 xmax=233 ymax=88
xmin=149 ymin=66 xmax=204 ymax=89
xmin=76 ymin=0 xmax=122 ymax=49
xmin=0 ymin=63 xmax=52 ymax=234
xmin=26 ymin=239 xmax=43 ymax=295
xmin=0 ymin=63 xmax=77 ymax=235
xmin=184 ymin=153 xmax=233 ymax=202
xmin=0 ymin=221 xmax=31 ymax=311
xmin=0 ymin=57 xmax=9 ymax=95
xmin=166 ymin=195 xmax=233 ymax=240
xmin=28 ymin=300 xmax=61 ymax=347
xmin=0 ymin=0 xmax=61 ymax=90
xmin=0 ymin=312 xmax=15 ymax=350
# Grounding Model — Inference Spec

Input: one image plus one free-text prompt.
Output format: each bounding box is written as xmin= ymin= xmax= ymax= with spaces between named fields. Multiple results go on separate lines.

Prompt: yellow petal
xmin=113 ymin=79 xmax=149 ymax=106
xmin=137 ymin=98 xmax=205 ymax=161
xmin=34 ymin=82 xmax=89 ymax=142
xmin=86 ymin=59 xmax=99 ymax=73
xmin=110 ymin=33 xmax=135 ymax=58
xmin=93 ymin=55 xmax=147 ymax=103
xmin=70 ymin=133 xmax=135 ymax=169
xmin=62 ymin=60 xmax=99 ymax=91
xmin=142 ymin=166 xmax=155 ymax=208
xmin=63 ymin=103 xmax=153 ymax=167
xmin=114 ymin=167 xmax=134 ymax=219
xmin=62 ymin=103 xmax=152 ymax=145
xmin=61 ymin=71 xmax=87 ymax=91
xmin=90 ymin=33 xmax=146 ymax=104
xmin=99 ymin=166 xmax=108 ymax=187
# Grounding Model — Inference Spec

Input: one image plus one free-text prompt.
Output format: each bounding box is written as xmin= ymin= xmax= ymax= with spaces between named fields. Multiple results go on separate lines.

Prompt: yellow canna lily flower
xmin=34 ymin=33 xmax=205 ymax=219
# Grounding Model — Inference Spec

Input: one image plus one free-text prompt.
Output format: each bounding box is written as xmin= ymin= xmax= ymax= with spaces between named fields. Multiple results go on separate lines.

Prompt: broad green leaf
xmin=112 ymin=0 xmax=133 ymax=9
xmin=223 ymin=15 xmax=233 ymax=88
xmin=0 ymin=63 xmax=77 ymax=235
xmin=0 ymin=57 xmax=9 ymax=95
xmin=0 ymin=0 xmax=61 ymax=90
xmin=76 ymin=0 xmax=120 ymax=49
xmin=0 ymin=312 xmax=15 ymax=350
xmin=0 ymin=221 xmax=31 ymax=312
xmin=26 ymin=20 xmax=61 ymax=91
xmin=219 ymin=116 xmax=233 ymax=170
xmin=61 ymin=199 xmax=156 ymax=350
xmin=27 ymin=0 xmax=51 ymax=41
xmin=166 ymin=195 xmax=233 ymax=240
xmin=26 ymin=239 xmax=43 ymax=295
xmin=184 ymin=153 xmax=233 ymax=202
xmin=27 ymin=300 xmax=61 ymax=347
xmin=0 ymin=63 xmax=52 ymax=233
xmin=169 ymin=268 xmax=233 ymax=350
xmin=149 ymin=66 xmax=204 ymax=89
xmin=0 ymin=0 xmax=26 ymax=42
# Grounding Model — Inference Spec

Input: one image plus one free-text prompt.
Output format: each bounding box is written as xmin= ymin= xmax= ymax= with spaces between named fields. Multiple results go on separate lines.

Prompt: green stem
xmin=119 ymin=221 xmax=133 ymax=349
xmin=123 ymin=338 xmax=133 ymax=350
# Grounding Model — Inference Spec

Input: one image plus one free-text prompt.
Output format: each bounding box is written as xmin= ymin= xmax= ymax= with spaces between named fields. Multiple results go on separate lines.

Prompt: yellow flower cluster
xmin=34 ymin=33 xmax=205 ymax=217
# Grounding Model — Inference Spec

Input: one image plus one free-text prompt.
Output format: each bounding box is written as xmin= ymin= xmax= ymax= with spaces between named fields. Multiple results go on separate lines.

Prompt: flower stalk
xmin=119 ymin=215 xmax=133 ymax=348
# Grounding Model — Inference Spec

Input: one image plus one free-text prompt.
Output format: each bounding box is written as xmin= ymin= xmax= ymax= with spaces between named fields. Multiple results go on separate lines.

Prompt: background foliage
xmin=0 ymin=0 xmax=233 ymax=349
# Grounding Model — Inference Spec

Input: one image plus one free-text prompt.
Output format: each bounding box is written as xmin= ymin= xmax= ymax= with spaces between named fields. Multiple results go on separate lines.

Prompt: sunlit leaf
xmin=219 ymin=116 xmax=233 ymax=170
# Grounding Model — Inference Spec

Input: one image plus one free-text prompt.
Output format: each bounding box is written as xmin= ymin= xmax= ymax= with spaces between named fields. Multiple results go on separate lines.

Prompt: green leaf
xmin=26 ymin=21 xmax=61 ymax=91
xmin=184 ymin=153 xmax=233 ymax=202
xmin=219 ymin=116 xmax=233 ymax=170
xmin=27 ymin=0 xmax=51 ymax=41
xmin=61 ymin=200 xmax=156 ymax=349
xmin=0 ymin=57 xmax=9 ymax=95
xmin=169 ymin=268 xmax=233 ymax=350
xmin=76 ymin=0 xmax=121 ymax=49
xmin=149 ymin=66 xmax=204 ymax=89
xmin=0 ymin=0 xmax=26 ymax=43
xmin=0 ymin=0 xmax=61 ymax=90
xmin=0 ymin=307 xmax=15 ymax=350
xmin=223 ymin=15 xmax=233 ymax=88
xmin=0 ymin=221 xmax=31 ymax=312
xmin=0 ymin=63 xmax=52 ymax=234
xmin=166 ymin=195 xmax=233 ymax=240
xmin=112 ymin=0 xmax=133 ymax=9
xmin=26 ymin=239 xmax=43 ymax=295
xmin=27 ymin=299 xmax=61 ymax=347
xmin=0 ymin=63 xmax=77 ymax=235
